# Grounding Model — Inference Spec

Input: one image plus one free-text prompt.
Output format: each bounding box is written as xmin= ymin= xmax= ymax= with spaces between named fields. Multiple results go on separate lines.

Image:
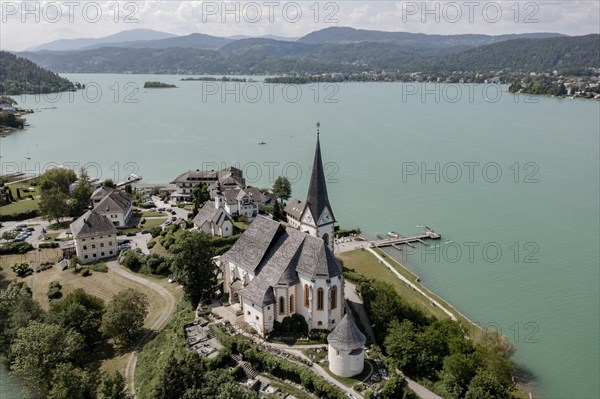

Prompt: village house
xmin=170 ymin=167 xmax=245 ymax=203
xmin=91 ymin=187 xmax=133 ymax=227
xmin=220 ymin=133 xmax=343 ymax=336
xmin=69 ymin=210 xmax=118 ymax=264
xmin=193 ymin=200 xmax=234 ymax=238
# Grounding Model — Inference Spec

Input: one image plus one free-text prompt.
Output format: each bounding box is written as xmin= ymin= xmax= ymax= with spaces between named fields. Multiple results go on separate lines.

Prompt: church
xmin=220 ymin=129 xmax=345 ymax=336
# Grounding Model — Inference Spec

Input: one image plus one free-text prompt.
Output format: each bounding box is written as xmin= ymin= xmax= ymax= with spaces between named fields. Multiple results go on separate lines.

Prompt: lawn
xmin=338 ymin=249 xmax=449 ymax=321
xmin=141 ymin=218 xmax=167 ymax=229
xmin=0 ymin=197 xmax=40 ymax=215
xmin=141 ymin=211 xmax=165 ymax=217
xmin=6 ymin=181 xmax=40 ymax=198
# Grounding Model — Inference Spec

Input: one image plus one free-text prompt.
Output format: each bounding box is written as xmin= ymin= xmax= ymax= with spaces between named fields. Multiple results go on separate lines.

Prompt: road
xmin=107 ymin=261 xmax=179 ymax=398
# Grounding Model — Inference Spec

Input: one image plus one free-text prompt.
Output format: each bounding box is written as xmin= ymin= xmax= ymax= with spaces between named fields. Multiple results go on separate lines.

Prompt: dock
xmin=372 ymin=227 xmax=441 ymax=248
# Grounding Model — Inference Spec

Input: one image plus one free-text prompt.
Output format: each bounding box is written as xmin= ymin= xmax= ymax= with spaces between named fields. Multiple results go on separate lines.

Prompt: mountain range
xmin=16 ymin=27 xmax=600 ymax=76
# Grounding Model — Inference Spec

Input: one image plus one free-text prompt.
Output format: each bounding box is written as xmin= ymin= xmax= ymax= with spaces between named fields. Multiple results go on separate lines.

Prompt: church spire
xmin=306 ymin=122 xmax=335 ymax=224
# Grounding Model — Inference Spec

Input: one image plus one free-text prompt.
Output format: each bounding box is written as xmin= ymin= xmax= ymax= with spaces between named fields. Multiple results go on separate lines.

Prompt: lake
xmin=1 ymin=74 xmax=599 ymax=398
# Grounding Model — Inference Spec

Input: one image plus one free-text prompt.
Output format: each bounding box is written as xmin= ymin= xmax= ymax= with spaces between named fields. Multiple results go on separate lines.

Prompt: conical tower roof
xmin=327 ymin=314 xmax=366 ymax=350
xmin=305 ymin=128 xmax=335 ymax=222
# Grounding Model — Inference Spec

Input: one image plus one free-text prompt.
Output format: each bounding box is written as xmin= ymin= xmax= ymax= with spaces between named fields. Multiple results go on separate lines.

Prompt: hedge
xmin=0 ymin=209 xmax=40 ymax=222
xmin=0 ymin=241 xmax=33 ymax=254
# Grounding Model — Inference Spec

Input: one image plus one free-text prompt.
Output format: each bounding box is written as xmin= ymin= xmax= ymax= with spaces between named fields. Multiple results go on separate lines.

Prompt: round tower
xmin=327 ymin=313 xmax=366 ymax=377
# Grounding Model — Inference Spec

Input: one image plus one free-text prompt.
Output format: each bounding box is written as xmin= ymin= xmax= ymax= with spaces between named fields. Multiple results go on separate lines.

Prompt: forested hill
xmin=403 ymin=34 xmax=600 ymax=75
xmin=0 ymin=51 xmax=75 ymax=95
xmin=17 ymin=34 xmax=599 ymax=76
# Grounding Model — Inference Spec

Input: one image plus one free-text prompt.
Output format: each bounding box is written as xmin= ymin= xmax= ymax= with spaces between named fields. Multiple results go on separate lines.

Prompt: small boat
xmin=258 ymin=141 xmax=266 ymax=145
xmin=387 ymin=231 xmax=399 ymax=238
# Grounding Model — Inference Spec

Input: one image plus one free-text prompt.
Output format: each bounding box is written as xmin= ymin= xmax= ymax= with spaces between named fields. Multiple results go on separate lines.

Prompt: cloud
xmin=1 ymin=1 xmax=598 ymax=51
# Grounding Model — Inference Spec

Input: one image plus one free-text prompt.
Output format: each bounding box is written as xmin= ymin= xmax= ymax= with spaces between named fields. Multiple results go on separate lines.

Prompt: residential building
xmin=193 ymin=200 xmax=234 ymax=238
xmin=91 ymin=187 xmax=133 ymax=227
xmin=69 ymin=210 xmax=118 ymax=264
xmin=170 ymin=167 xmax=245 ymax=203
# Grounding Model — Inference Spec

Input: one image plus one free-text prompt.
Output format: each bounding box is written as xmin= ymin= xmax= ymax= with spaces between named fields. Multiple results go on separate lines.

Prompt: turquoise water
xmin=1 ymin=75 xmax=598 ymax=398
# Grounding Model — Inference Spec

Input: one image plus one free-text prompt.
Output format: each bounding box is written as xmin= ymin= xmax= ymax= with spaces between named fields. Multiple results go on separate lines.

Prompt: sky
xmin=1 ymin=0 xmax=599 ymax=51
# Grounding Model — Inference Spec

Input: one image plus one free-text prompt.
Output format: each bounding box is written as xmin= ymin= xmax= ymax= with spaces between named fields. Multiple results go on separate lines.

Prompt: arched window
xmin=304 ymin=285 xmax=310 ymax=308
xmin=331 ymin=286 xmax=337 ymax=310
xmin=289 ymin=294 xmax=295 ymax=313
xmin=279 ymin=296 xmax=285 ymax=315
xmin=322 ymin=233 xmax=329 ymax=245
xmin=317 ymin=288 xmax=324 ymax=311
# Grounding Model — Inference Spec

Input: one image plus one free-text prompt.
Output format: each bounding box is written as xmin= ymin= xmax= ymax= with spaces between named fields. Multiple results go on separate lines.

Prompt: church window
xmin=317 ymin=288 xmax=324 ymax=310
xmin=331 ymin=286 xmax=338 ymax=310
xmin=279 ymin=296 xmax=285 ymax=314
xmin=289 ymin=294 xmax=295 ymax=313
xmin=304 ymin=285 xmax=309 ymax=308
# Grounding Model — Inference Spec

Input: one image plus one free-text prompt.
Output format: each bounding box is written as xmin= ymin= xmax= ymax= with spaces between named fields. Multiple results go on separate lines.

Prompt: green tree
xmin=100 ymin=289 xmax=148 ymax=345
xmin=464 ymin=371 xmax=512 ymax=399
xmin=50 ymin=288 xmax=105 ymax=346
xmin=71 ymin=168 xmax=93 ymax=216
xmin=272 ymin=200 xmax=284 ymax=221
xmin=272 ymin=176 xmax=292 ymax=203
xmin=47 ymin=363 xmax=88 ymax=399
xmin=0 ymin=282 xmax=45 ymax=354
xmin=171 ymin=231 xmax=217 ymax=307
xmin=192 ymin=182 xmax=210 ymax=216
xmin=439 ymin=353 xmax=479 ymax=399
xmin=384 ymin=319 xmax=419 ymax=370
xmin=97 ymin=370 xmax=130 ymax=399
xmin=103 ymin=179 xmax=117 ymax=189
xmin=9 ymin=321 xmax=85 ymax=393
xmin=40 ymin=168 xmax=77 ymax=195
xmin=39 ymin=187 xmax=70 ymax=223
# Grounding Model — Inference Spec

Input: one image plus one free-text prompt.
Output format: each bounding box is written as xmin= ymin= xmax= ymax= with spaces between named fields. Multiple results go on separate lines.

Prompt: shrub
xmin=39 ymin=242 xmax=60 ymax=249
xmin=47 ymin=280 xmax=62 ymax=299
xmin=90 ymin=262 xmax=108 ymax=273
xmin=12 ymin=262 xmax=33 ymax=277
xmin=149 ymin=226 xmax=162 ymax=237
xmin=36 ymin=261 xmax=54 ymax=273
xmin=1 ymin=231 xmax=18 ymax=240
xmin=147 ymin=240 xmax=156 ymax=249
xmin=0 ymin=209 xmax=40 ymax=221
xmin=0 ymin=241 xmax=33 ymax=255
xmin=80 ymin=268 xmax=91 ymax=277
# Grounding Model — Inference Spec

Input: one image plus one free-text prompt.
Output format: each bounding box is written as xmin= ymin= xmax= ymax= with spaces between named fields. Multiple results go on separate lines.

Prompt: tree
xmin=272 ymin=176 xmax=292 ymax=203
xmin=39 ymin=187 xmax=70 ymax=223
xmin=97 ymin=371 xmax=130 ymax=399
xmin=9 ymin=321 xmax=85 ymax=393
xmin=171 ymin=231 xmax=217 ymax=307
xmin=40 ymin=168 xmax=77 ymax=195
xmin=439 ymin=353 xmax=479 ymax=399
xmin=0 ymin=282 xmax=45 ymax=354
xmin=101 ymin=289 xmax=148 ymax=345
xmin=384 ymin=319 xmax=420 ymax=371
xmin=272 ymin=201 xmax=284 ymax=221
xmin=464 ymin=371 xmax=512 ymax=399
xmin=480 ymin=329 xmax=515 ymax=359
xmin=71 ymin=168 xmax=93 ymax=216
xmin=47 ymin=363 xmax=88 ymax=399
xmin=50 ymin=288 xmax=105 ymax=346
xmin=192 ymin=182 xmax=210 ymax=216
xmin=103 ymin=179 xmax=117 ymax=189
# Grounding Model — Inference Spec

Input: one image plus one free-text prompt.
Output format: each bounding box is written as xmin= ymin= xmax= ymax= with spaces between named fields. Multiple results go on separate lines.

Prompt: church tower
xmin=300 ymin=123 xmax=336 ymax=251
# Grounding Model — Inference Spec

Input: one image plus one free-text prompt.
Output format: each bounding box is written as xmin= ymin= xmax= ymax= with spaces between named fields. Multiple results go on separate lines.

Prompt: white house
xmin=193 ymin=200 xmax=234 ymax=238
xmin=69 ymin=210 xmax=118 ymax=264
xmin=220 ymin=132 xmax=344 ymax=336
xmin=327 ymin=314 xmax=366 ymax=378
xmin=220 ymin=187 xmax=262 ymax=219
xmin=92 ymin=187 xmax=133 ymax=227
xmin=170 ymin=167 xmax=245 ymax=203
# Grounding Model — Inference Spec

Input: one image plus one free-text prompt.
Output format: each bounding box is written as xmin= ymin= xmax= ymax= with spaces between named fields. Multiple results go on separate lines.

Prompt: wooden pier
xmin=372 ymin=227 xmax=441 ymax=248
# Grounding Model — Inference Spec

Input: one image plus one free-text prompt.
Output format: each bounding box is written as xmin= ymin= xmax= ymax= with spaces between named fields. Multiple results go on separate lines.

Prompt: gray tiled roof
xmin=284 ymin=198 xmax=305 ymax=220
xmin=224 ymin=216 xmax=285 ymax=273
xmin=327 ymin=314 xmax=366 ymax=350
xmin=70 ymin=210 xmax=117 ymax=239
xmin=94 ymin=191 xmax=131 ymax=213
xmin=91 ymin=186 xmax=114 ymax=200
xmin=171 ymin=167 xmax=245 ymax=188
xmin=193 ymin=201 xmax=232 ymax=228
xmin=228 ymin=217 xmax=343 ymax=308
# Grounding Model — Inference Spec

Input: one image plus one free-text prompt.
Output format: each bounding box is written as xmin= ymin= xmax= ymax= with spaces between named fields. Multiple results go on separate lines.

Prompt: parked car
xmin=158 ymin=208 xmax=165 ymax=211
xmin=25 ymin=227 xmax=35 ymax=232
xmin=170 ymin=216 xmax=177 ymax=221
xmin=126 ymin=232 xmax=136 ymax=237
xmin=170 ymin=210 xmax=176 ymax=215
xmin=164 ymin=221 xmax=172 ymax=226
xmin=120 ymin=239 xmax=131 ymax=244
xmin=15 ymin=224 xmax=27 ymax=229
xmin=141 ymin=230 xmax=150 ymax=235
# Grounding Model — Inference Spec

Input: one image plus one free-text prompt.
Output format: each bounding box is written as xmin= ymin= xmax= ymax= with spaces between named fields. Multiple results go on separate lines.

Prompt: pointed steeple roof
xmin=305 ymin=124 xmax=335 ymax=222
